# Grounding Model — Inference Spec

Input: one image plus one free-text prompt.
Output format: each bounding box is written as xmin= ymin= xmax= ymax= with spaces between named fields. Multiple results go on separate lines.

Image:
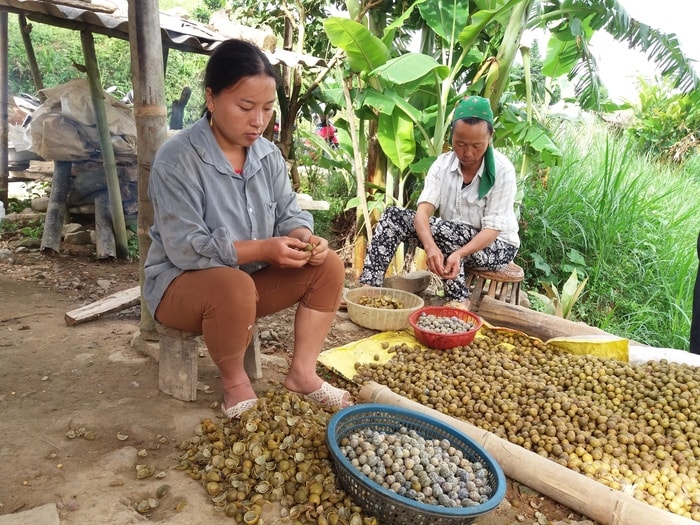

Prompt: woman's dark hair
xmin=202 ymin=39 xmax=279 ymax=115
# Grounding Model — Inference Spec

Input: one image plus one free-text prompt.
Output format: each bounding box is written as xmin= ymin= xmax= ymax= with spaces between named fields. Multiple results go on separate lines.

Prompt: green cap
xmin=452 ymin=96 xmax=494 ymax=125
xmin=452 ymin=96 xmax=495 ymax=199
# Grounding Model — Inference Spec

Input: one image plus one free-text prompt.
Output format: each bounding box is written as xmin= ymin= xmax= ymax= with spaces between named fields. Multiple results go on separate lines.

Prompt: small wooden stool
xmin=156 ymin=323 xmax=262 ymax=402
xmin=465 ymin=262 xmax=524 ymax=310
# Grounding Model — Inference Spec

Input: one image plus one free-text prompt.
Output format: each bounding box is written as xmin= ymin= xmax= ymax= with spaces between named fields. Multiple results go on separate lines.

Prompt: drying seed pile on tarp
xmin=352 ymin=326 xmax=700 ymax=520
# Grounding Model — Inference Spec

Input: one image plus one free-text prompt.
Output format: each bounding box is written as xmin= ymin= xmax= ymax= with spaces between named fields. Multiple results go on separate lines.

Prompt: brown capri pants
xmin=154 ymin=251 xmax=344 ymax=367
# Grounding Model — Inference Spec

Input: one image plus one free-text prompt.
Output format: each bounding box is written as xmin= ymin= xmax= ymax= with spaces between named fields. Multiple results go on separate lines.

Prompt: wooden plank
xmin=64 ymin=285 xmax=140 ymax=326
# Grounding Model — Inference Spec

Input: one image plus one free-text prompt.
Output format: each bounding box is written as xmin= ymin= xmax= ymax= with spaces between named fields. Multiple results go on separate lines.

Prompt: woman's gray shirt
xmin=143 ymin=116 xmax=313 ymax=316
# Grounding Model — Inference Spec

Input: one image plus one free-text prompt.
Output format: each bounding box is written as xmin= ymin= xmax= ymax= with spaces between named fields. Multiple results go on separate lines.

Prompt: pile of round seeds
xmin=340 ymin=426 xmax=494 ymax=508
xmin=177 ymin=390 xmax=377 ymax=524
xmin=415 ymin=313 xmax=475 ymax=334
xmin=352 ymin=327 xmax=700 ymax=520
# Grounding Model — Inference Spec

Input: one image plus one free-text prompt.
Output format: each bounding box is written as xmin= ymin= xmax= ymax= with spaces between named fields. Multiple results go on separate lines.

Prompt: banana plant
xmin=528 ymin=269 xmax=588 ymax=319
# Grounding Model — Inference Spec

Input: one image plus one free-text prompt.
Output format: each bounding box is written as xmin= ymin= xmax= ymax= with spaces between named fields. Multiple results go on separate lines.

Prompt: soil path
xmin=0 ymin=250 xmax=594 ymax=525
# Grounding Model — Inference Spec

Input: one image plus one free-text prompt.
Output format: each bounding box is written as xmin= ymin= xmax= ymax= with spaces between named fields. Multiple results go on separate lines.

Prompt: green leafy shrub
xmin=521 ymin=118 xmax=700 ymax=350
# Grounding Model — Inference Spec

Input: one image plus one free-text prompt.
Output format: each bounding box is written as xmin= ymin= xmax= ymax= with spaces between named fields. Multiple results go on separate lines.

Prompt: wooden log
xmin=477 ymin=295 xmax=613 ymax=341
xmin=359 ymin=382 xmax=696 ymax=525
xmin=64 ymin=285 xmax=140 ymax=326
xmin=40 ymin=160 xmax=72 ymax=254
xmin=94 ymin=190 xmax=116 ymax=260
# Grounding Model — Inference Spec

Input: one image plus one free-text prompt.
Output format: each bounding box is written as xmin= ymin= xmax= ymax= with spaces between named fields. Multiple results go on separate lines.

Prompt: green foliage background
xmin=3 ymin=2 xmax=699 ymax=351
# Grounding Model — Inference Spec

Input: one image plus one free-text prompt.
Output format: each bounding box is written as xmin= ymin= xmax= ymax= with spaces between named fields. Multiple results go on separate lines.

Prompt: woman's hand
xmin=442 ymin=251 xmax=463 ymax=280
xmin=425 ymin=245 xmax=446 ymax=277
xmin=304 ymin=235 xmax=330 ymax=266
xmin=262 ymin=237 xmax=314 ymax=268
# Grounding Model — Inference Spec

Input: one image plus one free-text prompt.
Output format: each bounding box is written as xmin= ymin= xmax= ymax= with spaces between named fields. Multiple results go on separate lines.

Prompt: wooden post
xmin=40 ymin=160 xmax=71 ymax=253
xmin=127 ymin=0 xmax=168 ymax=338
xmin=94 ymin=190 xmax=116 ymax=259
xmin=0 ymin=11 xmax=8 ymax=210
xmin=80 ymin=30 xmax=129 ymax=260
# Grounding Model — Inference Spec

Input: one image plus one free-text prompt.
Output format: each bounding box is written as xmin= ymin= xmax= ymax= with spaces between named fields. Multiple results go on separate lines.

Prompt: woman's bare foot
xmin=445 ymin=299 xmax=471 ymax=311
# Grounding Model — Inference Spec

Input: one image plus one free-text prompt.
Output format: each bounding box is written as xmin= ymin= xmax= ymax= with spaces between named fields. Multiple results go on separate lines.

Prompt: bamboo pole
xmin=358 ymin=382 xmax=696 ymax=525
xmin=80 ymin=30 xmax=129 ymax=260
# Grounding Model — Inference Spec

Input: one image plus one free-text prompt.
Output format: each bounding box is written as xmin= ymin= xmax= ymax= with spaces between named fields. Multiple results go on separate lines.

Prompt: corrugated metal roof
xmin=0 ymin=0 xmax=327 ymax=67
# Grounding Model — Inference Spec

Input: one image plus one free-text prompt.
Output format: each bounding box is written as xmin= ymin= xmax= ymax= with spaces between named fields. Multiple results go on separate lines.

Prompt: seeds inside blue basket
xmin=339 ymin=426 xmax=496 ymax=508
xmin=327 ymin=404 xmax=506 ymax=525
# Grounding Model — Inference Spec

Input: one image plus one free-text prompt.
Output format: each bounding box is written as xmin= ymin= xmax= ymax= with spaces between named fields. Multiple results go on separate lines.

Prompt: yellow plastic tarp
xmin=318 ymin=330 xmax=422 ymax=382
xmin=545 ymin=334 xmax=629 ymax=362
xmin=318 ymin=325 xmax=629 ymax=383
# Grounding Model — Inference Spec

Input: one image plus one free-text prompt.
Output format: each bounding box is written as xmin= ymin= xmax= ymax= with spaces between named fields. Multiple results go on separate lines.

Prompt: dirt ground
xmin=0 ymin=242 xmax=596 ymax=525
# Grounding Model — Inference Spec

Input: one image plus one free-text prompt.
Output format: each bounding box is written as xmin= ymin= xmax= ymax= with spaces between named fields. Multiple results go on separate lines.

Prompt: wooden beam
xmin=64 ymin=285 xmax=140 ymax=326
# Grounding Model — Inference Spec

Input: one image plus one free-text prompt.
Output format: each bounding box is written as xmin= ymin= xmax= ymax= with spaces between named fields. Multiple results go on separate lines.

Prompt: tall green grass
xmin=520 ymin=119 xmax=700 ymax=350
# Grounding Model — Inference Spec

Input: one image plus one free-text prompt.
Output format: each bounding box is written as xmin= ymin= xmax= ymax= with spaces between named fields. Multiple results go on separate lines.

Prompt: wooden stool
xmin=465 ymin=262 xmax=524 ymax=310
xmin=156 ymin=323 xmax=262 ymax=402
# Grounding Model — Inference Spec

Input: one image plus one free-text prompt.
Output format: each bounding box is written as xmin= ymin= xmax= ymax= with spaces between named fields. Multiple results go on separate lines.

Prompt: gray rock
xmin=31 ymin=197 xmax=49 ymax=212
xmin=62 ymin=222 xmax=84 ymax=235
xmin=63 ymin=230 xmax=92 ymax=245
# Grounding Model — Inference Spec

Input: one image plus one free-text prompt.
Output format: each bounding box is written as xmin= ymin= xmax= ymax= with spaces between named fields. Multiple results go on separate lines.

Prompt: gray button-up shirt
xmin=417 ymin=149 xmax=520 ymax=248
xmin=143 ymin=116 xmax=313 ymax=315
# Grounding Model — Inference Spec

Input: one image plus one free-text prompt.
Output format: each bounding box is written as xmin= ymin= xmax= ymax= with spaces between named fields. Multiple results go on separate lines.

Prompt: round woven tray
xmin=344 ymin=287 xmax=424 ymax=331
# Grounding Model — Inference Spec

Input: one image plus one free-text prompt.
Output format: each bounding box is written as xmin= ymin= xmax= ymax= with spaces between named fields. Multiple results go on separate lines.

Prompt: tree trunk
xmin=169 ymin=86 xmax=191 ymax=130
xmin=18 ymin=14 xmax=44 ymax=95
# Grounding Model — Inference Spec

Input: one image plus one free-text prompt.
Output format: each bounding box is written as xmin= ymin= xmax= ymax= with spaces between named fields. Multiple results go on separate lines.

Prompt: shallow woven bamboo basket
xmin=344 ymin=287 xmax=424 ymax=331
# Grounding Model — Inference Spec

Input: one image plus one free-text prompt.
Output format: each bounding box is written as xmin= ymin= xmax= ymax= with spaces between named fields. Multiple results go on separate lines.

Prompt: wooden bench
xmin=156 ymin=323 xmax=262 ymax=402
xmin=465 ymin=262 xmax=525 ymax=310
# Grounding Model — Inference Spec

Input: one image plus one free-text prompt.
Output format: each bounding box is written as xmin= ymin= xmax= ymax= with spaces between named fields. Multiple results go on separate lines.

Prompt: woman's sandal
xmin=304 ymin=382 xmax=353 ymax=410
xmin=220 ymin=398 xmax=258 ymax=420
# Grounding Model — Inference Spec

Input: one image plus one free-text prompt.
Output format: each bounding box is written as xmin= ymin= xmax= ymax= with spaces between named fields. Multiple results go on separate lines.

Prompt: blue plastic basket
xmin=327 ymin=404 xmax=506 ymax=525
